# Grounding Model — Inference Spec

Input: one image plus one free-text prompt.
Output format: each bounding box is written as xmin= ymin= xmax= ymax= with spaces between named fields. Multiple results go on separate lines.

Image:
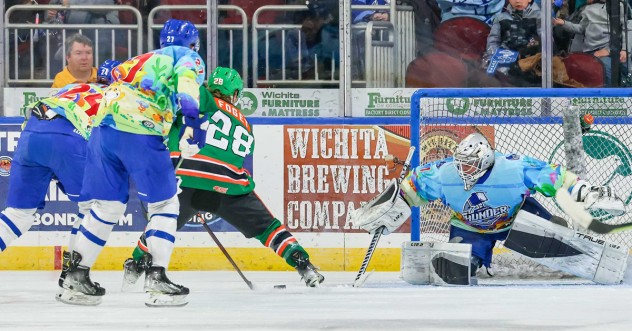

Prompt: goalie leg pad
xmin=352 ymin=180 xmax=411 ymax=234
xmin=400 ymin=241 xmax=472 ymax=285
xmin=505 ymin=210 xmax=629 ymax=284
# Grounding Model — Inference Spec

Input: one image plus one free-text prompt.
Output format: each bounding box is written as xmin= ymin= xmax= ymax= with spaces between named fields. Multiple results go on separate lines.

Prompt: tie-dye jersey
xmin=406 ymin=152 xmax=568 ymax=233
xmin=95 ymin=46 xmax=205 ymax=136
xmin=25 ymin=83 xmax=106 ymax=140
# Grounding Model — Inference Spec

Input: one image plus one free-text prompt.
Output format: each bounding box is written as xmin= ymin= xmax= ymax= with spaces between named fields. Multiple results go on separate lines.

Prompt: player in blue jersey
xmin=0 ymin=60 xmax=119 ymax=260
xmin=353 ymin=132 xmax=625 ymax=284
xmin=60 ymin=19 xmax=206 ymax=307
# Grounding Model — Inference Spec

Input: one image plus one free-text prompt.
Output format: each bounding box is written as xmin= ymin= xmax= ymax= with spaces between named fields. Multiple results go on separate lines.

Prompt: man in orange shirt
xmin=52 ymin=34 xmax=98 ymax=88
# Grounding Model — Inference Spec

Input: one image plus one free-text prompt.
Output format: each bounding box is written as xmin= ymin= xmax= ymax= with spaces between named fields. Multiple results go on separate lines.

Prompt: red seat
xmin=563 ymin=53 xmax=605 ymax=88
xmin=433 ymin=17 xmax=490 ymax=61
xmin=405 ymin=52 xmax=468 ymax=88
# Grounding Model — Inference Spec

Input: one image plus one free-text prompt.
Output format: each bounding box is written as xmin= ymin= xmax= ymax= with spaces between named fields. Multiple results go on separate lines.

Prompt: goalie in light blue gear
xmin=354 ymin=132 xmax=626 ymax=283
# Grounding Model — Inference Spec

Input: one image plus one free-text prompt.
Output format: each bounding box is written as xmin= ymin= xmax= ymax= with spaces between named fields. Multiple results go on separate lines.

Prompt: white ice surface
xmin=2 ymin=271 xmax=632 ymax=331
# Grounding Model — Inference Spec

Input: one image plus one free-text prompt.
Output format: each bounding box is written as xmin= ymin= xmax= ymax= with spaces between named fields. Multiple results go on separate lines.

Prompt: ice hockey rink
xmin=2 ymin=271 xmax=632 ymax=331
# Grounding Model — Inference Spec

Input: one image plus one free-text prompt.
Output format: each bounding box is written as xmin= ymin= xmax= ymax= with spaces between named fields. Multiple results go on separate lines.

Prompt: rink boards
xmin=0 ymin=117 xmax=631 ymax=271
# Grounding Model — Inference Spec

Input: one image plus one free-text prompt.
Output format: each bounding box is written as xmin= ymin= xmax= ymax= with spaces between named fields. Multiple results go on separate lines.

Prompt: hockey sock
xmin=68 ymin=200 xmax=92 ymax=253
xmin=74 ymin=200 xmax=126 ymax=268
xmin=255 ymin=219 xmax=309 ymax=268
xmin=0 ymin=208 xmax=37 ymax=252
xmin=132 ymin=233 xmax=149 ymax=262
xmin=146 ymin=196 xmax=179 ymax=268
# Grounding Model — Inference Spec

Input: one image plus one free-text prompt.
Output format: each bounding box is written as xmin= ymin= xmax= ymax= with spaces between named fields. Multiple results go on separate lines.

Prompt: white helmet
xmin=454 ymin=133 xmax=495 ymax=191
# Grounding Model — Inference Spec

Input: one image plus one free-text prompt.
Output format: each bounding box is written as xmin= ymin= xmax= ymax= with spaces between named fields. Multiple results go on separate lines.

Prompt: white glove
xmin=179 ymin=136 xmax=201 ymax=158
xmin=572 ymin=180 xmax=626 ymax=216
xmin=352 ymin=179 xmax=411 ymax=234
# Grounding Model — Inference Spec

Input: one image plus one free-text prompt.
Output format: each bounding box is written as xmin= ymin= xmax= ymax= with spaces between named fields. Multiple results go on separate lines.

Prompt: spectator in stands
xmin=553 ymin=0 xmax=631 ymax=86
xmin=483 ymin=0 xmax=541 ymax=70
xmin=352 ymin=0 xmax=389 ymax=24
xmin=52 ymin=34 xmax=97 ymax=88
xmin=47 ymin=0 xmax=121 ymax=63
xmin=436 ymin=0 xmax=504 ymax=25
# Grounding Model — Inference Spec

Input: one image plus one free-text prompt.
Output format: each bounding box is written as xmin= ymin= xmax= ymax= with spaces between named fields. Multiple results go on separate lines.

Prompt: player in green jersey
xmin=122 ymin=67 xmax=325 ymax=287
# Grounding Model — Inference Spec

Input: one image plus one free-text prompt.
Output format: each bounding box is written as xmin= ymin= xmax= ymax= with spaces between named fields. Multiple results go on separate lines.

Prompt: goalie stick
xmin=353 ymin=146 xmax=416 ymax=288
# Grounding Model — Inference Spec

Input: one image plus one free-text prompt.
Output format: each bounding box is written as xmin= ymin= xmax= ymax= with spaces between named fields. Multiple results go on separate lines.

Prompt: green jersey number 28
xmin=206 ymin=111 xmax=254 ymax=158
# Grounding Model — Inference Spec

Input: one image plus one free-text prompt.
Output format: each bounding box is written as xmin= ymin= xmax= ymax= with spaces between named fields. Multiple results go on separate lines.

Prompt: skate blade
xmin=307 ymin=275 xmax=325 ymax=288
xmin=145 ymin=292 xmax=188 ymax=307
xmin=54 ymin=287 xmax=65 ymax=302
xmin=58 ymin=289 xmax=103 ymax=306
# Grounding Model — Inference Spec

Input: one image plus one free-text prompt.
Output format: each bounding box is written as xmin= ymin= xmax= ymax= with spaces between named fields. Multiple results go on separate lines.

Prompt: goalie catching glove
xmin=571 ymin=180 xmax=626 ymax=217
xmin=352 ymin=179 xmax=411 ymax=234
xmin=179 ymin=115 xmax=209 ymax=158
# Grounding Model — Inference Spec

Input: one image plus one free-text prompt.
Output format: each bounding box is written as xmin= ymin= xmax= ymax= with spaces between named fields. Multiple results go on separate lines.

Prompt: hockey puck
xmin=274 ymin=285 xmax=286 ymax=289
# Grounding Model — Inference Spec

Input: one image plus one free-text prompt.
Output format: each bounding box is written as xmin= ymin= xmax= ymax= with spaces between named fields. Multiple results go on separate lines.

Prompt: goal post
xmin=409 ymin=88 xmax=632 ymax=270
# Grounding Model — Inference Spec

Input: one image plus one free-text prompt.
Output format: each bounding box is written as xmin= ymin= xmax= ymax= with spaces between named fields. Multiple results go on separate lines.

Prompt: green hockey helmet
xmin=209 ymin=67 xmax=243 ymax=103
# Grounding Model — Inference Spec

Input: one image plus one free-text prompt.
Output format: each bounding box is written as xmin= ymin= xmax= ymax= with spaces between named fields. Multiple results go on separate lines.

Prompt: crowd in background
xmin=5 ymin=0 xmax=632 ymax=88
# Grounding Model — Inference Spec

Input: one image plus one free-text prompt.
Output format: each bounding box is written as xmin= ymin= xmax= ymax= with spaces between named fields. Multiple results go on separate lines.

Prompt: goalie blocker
xmin=505 ymin=210 xmax=632 ymax=285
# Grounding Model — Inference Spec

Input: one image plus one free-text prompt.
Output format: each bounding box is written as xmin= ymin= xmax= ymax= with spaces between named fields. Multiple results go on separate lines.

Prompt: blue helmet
xmin=160 ymin=19 xmax=200 ymax=52
xmin=97 ymin=59 xmax=122 ymax=85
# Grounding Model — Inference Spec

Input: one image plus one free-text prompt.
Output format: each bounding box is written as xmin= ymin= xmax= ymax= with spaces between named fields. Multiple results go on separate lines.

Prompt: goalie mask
xmin=454 ymin=133 xmax=495 ymax=191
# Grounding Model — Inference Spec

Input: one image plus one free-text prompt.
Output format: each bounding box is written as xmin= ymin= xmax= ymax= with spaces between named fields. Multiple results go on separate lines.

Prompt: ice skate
xmin=144 ymin=265 xmax=189 ymax=307
xmin=291 ymin=251 xmax=324 ymax=287
xmin=122 ymin=255 xmax=147 ymax=292
xmin=55 ymin=250 xmax=71 ymax=302
xmin=59 ymin=252 xmax=105 ymax=306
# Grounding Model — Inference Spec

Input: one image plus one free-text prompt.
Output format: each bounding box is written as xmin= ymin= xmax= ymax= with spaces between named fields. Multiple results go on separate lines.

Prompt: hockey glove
xmin=179 ymin=115 xmax=209 ymax=158
xmin=352 ymin=179 xmax=411 ymax=234
xmin=571 ymin=180 xmax=626 ymax=216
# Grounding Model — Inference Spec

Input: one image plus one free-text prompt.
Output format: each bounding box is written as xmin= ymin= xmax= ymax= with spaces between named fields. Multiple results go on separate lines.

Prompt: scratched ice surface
xmin=2 ymin=271 xmax=632 ymax=330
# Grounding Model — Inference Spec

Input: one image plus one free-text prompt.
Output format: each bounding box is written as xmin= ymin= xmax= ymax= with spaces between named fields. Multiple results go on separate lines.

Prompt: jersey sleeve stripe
xmin=175 ymin=169 xmax=251 ymax=186
xmin=190 ymin=154 xmax=250 ymax=174
xmin=179 ymin=158 xmax=251 ymax=181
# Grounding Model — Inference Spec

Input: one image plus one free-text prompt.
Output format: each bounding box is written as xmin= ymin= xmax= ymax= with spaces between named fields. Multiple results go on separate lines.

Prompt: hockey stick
xmin=353 ymin=146 xmax=416 ymax=288
xmin=200 ymin=219 xmax=255 ymax=290
xmin=173 ymin=156 xmax=253 ymax=290
xmin=556 ymin=188 xmax=632 ymax=234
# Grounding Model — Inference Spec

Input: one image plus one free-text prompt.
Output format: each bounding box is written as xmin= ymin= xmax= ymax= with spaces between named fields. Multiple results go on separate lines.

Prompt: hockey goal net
xmin=410 ymin=89 xmax=632 ymax=276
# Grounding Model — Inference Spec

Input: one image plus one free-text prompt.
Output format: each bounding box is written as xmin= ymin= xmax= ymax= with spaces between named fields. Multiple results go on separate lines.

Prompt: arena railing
xmin=4 ymin=5 xmax=143 ymax=87
xmin=252 ymin=5 xmax=414 ymax=88
xmin=364 ymin=21 xmax=395 ymax=88
xmin=252 ymin=5 xmax=328 ymax=87
xmin=147 ymin=5 xmax=248 ymax=84
xmin=395 ymin=5 xmax=415 ymax=87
